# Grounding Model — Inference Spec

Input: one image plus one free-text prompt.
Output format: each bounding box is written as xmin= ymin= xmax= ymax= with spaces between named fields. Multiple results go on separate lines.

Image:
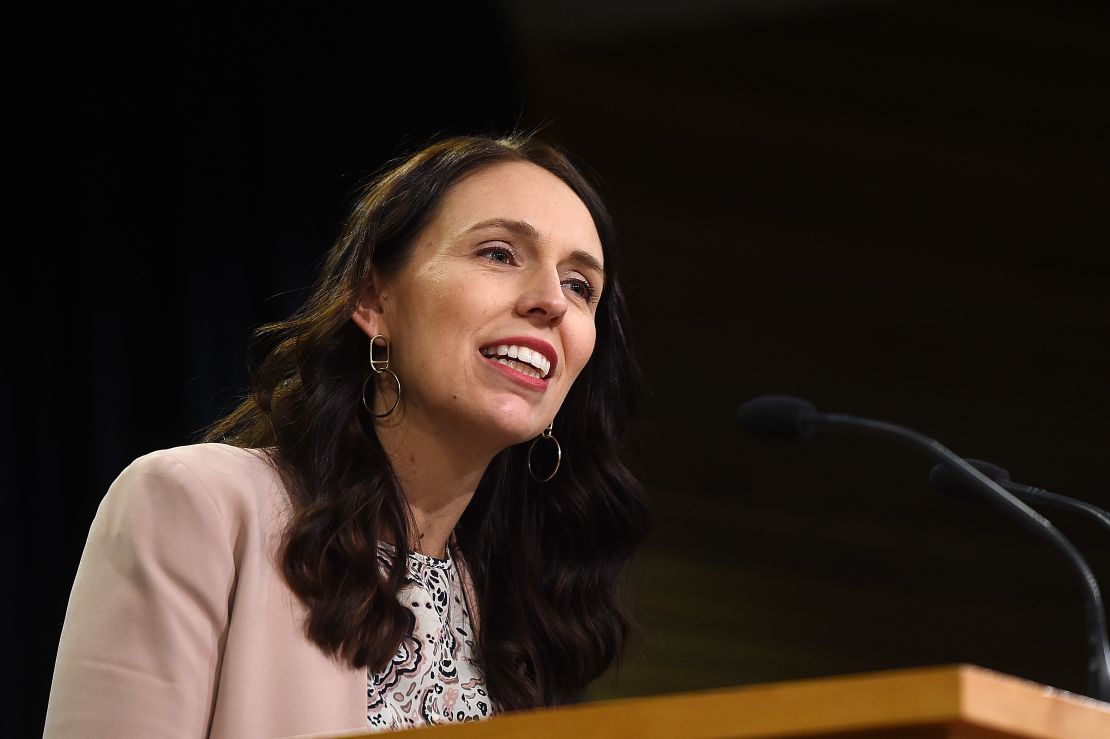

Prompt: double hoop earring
xmin=361 ymin=334 xmax=401 ymax=418
xmin=527 ymin=421 xmax=562 ymax=483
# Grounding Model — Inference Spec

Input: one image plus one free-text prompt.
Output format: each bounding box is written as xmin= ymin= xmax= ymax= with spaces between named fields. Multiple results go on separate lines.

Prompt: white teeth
xmin=480 ymin=343 xmax=552 ymax=378
xmin=495 ymin=357 xmax=539 ymax=378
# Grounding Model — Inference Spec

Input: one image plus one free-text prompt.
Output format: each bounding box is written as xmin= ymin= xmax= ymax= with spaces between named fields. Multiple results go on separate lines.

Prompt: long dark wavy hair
xmin=205 ymin=133 xmax=648 ymax=710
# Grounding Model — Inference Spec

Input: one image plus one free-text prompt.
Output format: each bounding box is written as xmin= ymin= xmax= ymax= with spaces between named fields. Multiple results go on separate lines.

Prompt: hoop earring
xmin=527 ymin=421 xmax=561 ymax=483
xmin=361 ymin=334 xmax=401 ymax=418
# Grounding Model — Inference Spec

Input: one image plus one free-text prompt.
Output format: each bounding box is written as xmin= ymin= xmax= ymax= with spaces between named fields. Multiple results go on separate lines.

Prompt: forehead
xmin=432 ymin=161 xmax=604 ymax=260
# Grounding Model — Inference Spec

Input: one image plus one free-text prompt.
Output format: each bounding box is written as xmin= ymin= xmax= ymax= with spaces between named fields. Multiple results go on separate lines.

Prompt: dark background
xmin=9 ymin=1 xmax=1109 ymax=735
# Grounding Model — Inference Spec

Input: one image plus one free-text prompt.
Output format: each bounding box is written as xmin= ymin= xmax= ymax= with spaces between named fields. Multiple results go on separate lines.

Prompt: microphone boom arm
xmin=811 ymin=412 xmax=1110 ymax=702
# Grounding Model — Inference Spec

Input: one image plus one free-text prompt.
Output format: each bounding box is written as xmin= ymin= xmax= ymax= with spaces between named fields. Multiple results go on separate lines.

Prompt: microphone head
xmin=736 ymin=395 xmax=818 ymax=440
xmin=928 ymin=458 xmax=1012 ymax=500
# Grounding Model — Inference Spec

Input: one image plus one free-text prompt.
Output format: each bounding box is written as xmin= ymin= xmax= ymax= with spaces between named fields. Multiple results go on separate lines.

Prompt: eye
xmin=562 ymin=276 xmax=596 ymax=304
xmin=477 ymin=243 xmax=517 ymax=265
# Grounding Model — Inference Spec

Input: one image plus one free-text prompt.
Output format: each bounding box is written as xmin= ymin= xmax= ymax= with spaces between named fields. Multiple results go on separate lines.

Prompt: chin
xmin=470 ymin=411 xmax=543 ymax=451
xmin=478 ymin=395 xmax=550 ymax=436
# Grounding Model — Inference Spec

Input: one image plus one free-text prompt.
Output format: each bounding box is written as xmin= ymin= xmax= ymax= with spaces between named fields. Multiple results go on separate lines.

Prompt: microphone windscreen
xmin=928 ymin=458 xmax=1012 ymax=500
xmin=736 ymin=395 xmax=817 ymax=440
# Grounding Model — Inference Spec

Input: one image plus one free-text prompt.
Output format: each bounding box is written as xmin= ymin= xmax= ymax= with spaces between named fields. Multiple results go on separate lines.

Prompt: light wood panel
xmin=291 ymin=665 xmax=1110 ymax=739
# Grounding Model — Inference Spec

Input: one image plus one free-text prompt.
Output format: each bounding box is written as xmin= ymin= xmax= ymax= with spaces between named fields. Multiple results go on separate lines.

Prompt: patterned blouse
xmin=367 ymin=541 xmax=494 ymax=730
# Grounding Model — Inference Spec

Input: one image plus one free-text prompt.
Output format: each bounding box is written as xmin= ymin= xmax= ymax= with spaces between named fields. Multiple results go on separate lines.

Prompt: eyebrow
xmin=464 ymin=217 xmax=606 ymax=274
xmin=466 ymin=217 xmax=539 ymax=240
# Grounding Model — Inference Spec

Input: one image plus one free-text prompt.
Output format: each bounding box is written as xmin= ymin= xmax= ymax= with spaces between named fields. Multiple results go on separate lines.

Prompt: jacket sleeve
xmin=44 ymin=452 xmax=238 ymax=739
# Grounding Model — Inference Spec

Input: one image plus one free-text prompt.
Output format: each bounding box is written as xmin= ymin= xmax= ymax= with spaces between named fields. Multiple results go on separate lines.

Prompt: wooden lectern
xmin=297 ymin=665 xmax=1110 ymax=739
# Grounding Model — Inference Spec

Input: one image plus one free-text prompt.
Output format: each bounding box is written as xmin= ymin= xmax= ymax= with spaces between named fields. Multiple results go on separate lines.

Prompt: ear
xmin=351 ymin=267 xmax=389 ymax=339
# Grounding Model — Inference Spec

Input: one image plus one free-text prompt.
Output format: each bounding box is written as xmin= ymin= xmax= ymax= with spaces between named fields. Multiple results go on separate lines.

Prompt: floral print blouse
xmin=367 ymin=541 xmax=493 ymax=730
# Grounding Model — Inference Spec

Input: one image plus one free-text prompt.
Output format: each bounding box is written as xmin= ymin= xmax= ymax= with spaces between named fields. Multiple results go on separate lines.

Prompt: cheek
xmin=563 ymin=321 xmax=598 ymax=382
xmin=391 ymin=274 xmax=502 ymax=365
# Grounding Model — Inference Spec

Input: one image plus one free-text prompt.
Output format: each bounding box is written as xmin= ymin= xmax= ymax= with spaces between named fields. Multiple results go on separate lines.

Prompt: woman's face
xmin=353 ymin=160 xmax=605 ymax=453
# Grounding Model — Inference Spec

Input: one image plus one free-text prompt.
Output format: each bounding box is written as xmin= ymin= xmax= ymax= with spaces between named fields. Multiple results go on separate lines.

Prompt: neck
xmin=372 ymin=411 xmax=493 ymax=560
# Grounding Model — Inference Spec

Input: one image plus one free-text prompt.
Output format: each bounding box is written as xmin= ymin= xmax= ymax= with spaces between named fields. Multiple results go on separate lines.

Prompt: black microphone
xmin=736 ymin=394 xmax=1110 ymax=702
xmin=930 ymin=460 xmax=1110 ymax=534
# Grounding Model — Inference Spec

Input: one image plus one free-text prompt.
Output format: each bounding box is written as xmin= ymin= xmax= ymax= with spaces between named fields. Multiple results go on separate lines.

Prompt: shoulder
xmin=102 ymin=443 xmax=288 ymax=537
xmin=48 ymin=446 xmax=292 ymax=737
xmin=125 ymin=442 xmax=279 ymax=490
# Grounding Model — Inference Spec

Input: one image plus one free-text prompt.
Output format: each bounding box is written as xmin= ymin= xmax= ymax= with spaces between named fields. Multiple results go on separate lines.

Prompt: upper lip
xmin=479 ymin=335 xmax=559 ymax=378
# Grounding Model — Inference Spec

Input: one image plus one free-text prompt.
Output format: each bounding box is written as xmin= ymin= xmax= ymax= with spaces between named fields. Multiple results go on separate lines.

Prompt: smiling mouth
xmin=479 ymin=344 xmax=552 ymax=379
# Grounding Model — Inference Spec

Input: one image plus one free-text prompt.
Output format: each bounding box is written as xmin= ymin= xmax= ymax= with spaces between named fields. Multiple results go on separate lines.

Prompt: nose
xmin=516 ymin=266 xmax=568 ymax=327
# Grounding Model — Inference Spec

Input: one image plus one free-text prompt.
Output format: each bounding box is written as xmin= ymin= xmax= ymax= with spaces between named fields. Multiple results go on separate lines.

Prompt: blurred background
xmin=9 ymin=0 xmax=1109 ymax=734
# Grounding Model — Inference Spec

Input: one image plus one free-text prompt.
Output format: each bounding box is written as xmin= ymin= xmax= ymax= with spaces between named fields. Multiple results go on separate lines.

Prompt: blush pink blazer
xmin=45 ymin=443 xmax=448 ymax=739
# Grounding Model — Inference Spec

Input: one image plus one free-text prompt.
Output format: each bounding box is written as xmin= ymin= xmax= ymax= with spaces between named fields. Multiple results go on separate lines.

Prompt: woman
xmin=45 ymin=133 xmax=648 ymax=738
